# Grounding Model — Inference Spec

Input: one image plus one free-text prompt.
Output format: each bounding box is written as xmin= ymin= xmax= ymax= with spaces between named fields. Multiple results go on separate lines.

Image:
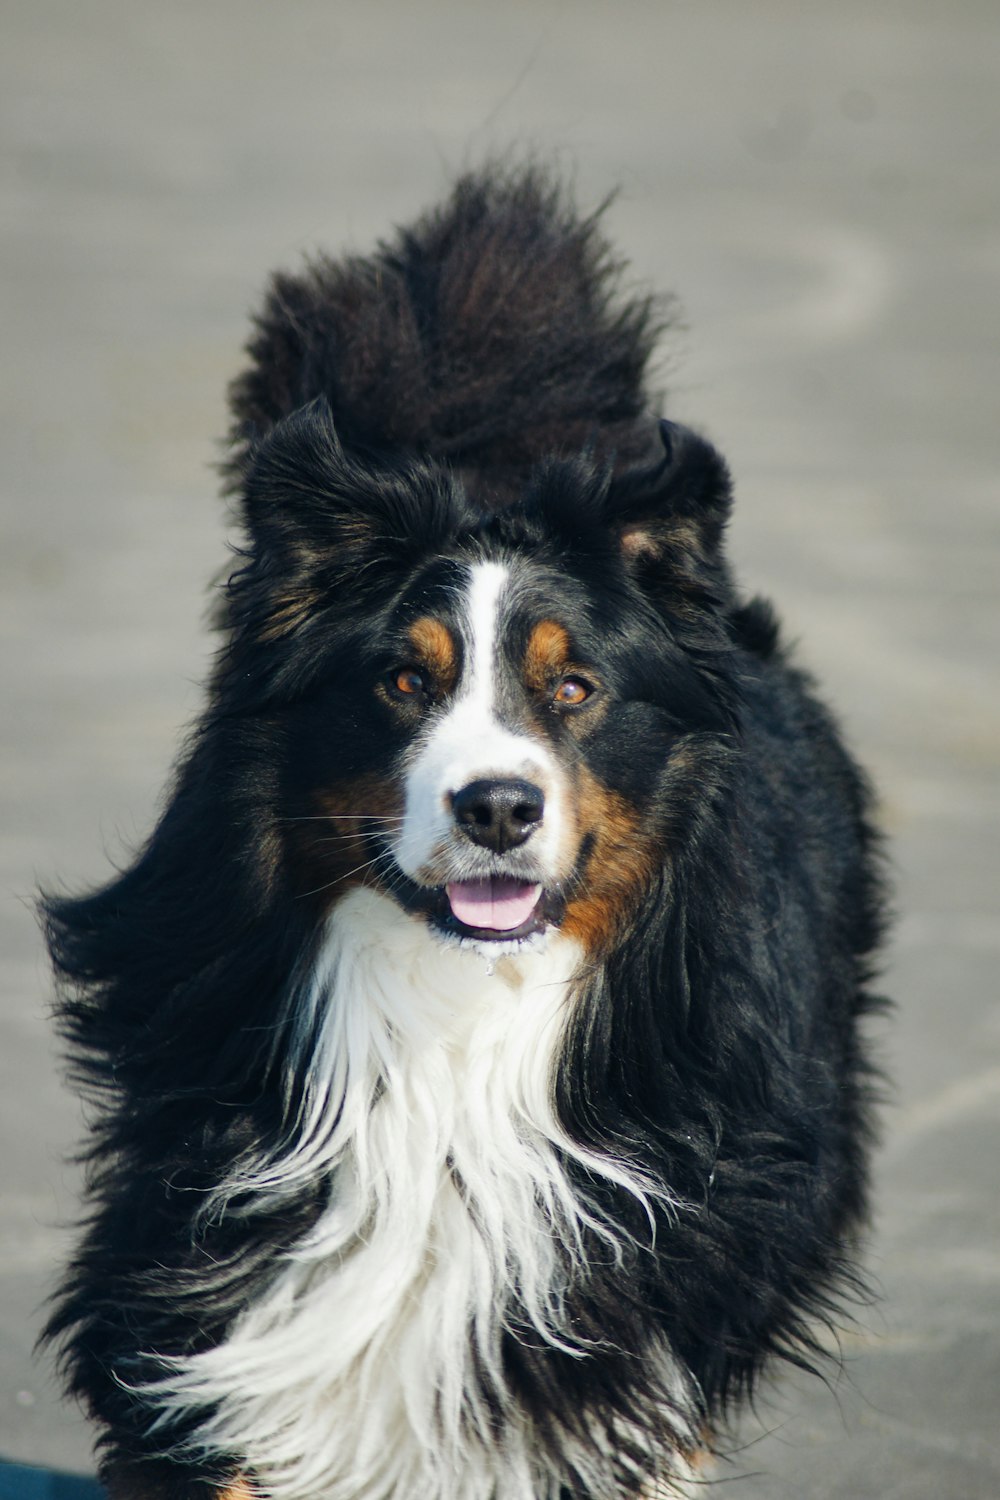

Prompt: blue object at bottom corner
xmin=0 ymin=1461 xmax=103 ymax=1500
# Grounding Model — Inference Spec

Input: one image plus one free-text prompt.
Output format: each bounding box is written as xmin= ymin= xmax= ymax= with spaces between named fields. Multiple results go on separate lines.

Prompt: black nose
xmin=452 ymin=778 xmax=545 ymax=853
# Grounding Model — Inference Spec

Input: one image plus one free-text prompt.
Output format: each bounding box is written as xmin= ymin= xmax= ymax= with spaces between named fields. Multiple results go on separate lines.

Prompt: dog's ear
xmin=237 ymin=396 xmax=462 ymax=574
xmin=223 ymin=399 xmax=466 ymax=654
xmin=604 ymin=420 xmax=732 ymax=570
xmin=238 ymin=395 xmax=365 ymax=564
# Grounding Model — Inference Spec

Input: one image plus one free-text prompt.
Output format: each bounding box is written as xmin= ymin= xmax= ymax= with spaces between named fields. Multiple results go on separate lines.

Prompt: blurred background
xmin=2 ymin=1 xmax=998 ymax=1495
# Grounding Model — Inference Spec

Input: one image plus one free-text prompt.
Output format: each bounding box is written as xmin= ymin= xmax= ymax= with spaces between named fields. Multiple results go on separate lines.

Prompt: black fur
xmin=224 ymin=167 xmax=667 ymax=500
xmin=42 ymin=166 xmax=886 ymax=1499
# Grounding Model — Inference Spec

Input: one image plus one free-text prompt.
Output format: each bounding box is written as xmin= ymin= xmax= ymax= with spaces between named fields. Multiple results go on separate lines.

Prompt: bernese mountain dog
xmin=42 ymin=167 xmax=886 ymax=1500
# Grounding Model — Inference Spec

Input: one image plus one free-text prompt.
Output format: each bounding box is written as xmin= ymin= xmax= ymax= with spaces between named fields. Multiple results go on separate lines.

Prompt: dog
xmin=43 ymin=167 xmax=886 ymax=1500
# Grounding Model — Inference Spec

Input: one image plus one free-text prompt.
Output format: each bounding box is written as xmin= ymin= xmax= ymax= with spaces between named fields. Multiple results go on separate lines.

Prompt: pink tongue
xmin=446 ymin=879 xmax=542 ymax=932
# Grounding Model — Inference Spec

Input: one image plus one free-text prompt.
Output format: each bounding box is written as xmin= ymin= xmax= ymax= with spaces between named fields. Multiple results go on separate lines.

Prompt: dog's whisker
xmin=278 ymin=814 xmax=406 ymax=823
xmin=295 ymin=849 xmax=398 ymax=900
xmin=309 ymin=833 xmax=392 ymax=846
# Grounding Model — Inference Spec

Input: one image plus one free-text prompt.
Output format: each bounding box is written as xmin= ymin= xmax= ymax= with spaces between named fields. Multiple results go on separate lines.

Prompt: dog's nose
xmin=452 ymin=779 xmax=545 ymax=853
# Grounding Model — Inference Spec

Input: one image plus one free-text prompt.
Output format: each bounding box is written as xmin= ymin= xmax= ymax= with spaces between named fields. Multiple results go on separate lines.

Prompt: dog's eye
xmin=391 ymin=667 xmax=428 ymax=698
xmin=552 ymin=677 xmax=593 ymax=708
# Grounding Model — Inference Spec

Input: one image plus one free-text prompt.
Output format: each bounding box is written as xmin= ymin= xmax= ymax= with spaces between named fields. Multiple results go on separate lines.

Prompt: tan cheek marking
xmin=561 ymin=767 xmax=659 ymax=957
xmin=284 ymin=773 xmax=405 ymax=912
xmin=407 ymin=616 xmax=459 ymax=694
xmin=524 ymin=619 xmax=572 ymax=695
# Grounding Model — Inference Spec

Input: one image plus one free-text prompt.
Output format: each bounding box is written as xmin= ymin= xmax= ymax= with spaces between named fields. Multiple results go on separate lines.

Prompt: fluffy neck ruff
xmin=140 ymin=887 xmax=693 ymax=1500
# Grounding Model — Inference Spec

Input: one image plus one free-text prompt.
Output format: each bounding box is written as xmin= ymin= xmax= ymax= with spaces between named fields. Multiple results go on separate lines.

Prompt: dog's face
xmin=353 ymin=550 xmax=671 ymax=955
xmin=226 ymin=401 xmax=735 ymax=958
xmin=379 ymin=557 xmax=591 ymax=942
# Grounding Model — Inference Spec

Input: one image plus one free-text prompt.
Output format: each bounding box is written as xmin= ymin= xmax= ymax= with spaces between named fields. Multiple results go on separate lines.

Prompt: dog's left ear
xmin=604 ymin=420 xmax=732 ymax=568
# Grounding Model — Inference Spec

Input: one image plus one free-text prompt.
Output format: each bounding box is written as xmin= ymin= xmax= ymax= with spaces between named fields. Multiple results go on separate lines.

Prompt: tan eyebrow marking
xmin=406 ymin=616 xmax=459 ymax=694
xmin=523 ymin=620 xmax=572 ymax=694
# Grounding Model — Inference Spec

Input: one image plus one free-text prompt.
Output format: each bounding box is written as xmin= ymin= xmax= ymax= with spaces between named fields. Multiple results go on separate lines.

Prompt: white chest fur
xmin=144 ymin=889 xmax=683 ymax=1500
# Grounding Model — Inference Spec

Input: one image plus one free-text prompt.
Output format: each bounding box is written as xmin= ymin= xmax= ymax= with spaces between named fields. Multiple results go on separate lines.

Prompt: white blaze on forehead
xmin=395 ymin=560 xmax=565 ymax=883
xmin=464 ymin=559 xmax=509 ymax=720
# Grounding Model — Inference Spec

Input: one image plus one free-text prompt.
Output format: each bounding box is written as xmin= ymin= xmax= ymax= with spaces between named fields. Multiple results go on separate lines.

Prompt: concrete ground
xmin=2 ymin=1 xmax=998 ymax=1494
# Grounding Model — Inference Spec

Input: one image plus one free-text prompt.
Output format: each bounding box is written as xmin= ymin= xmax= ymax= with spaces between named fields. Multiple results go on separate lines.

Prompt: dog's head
xmin=221 ymin=399 xmax=738 ymax=958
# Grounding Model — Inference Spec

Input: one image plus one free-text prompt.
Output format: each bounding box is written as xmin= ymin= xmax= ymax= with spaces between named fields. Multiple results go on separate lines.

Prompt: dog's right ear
xmin=224 ymin=399 xmax=465 ymax=655
xmin=237 ymin=396 xmax=464 ymax=578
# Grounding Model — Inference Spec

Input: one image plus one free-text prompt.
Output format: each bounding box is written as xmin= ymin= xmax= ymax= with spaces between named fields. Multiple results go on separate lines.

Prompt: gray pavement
xmin=2 ymin=1 xmax=998 ymax=1493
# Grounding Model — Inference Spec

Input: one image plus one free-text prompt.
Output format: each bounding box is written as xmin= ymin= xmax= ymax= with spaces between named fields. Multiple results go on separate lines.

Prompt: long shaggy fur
xmin=224 ymin=167 xmax=667 ymax=495
xmin=42 ymin=166 xmax=886 ymax=1500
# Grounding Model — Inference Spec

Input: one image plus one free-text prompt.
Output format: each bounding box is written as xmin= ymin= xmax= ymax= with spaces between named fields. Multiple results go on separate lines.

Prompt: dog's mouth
xmin=444 ymin=878 xmax=544 ymax=939
xmin=364 ymin=831 xmax=563 ymax=943
xmin=390 ymin=869 xmax=557 ymax=943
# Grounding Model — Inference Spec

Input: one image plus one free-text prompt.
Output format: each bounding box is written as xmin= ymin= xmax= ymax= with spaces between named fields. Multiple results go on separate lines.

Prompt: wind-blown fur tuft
xmin=42 ymin=165 xmax=887 ymax=1500
xmin=225 ymin=165 xmax=667 ymax=495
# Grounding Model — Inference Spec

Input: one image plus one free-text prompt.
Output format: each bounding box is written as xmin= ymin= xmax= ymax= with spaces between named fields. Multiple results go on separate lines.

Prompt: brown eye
xmin=393 ymin=667 xmax=426 ymax=696
xmin=552 ymin=677 xmax=593 ymax=707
